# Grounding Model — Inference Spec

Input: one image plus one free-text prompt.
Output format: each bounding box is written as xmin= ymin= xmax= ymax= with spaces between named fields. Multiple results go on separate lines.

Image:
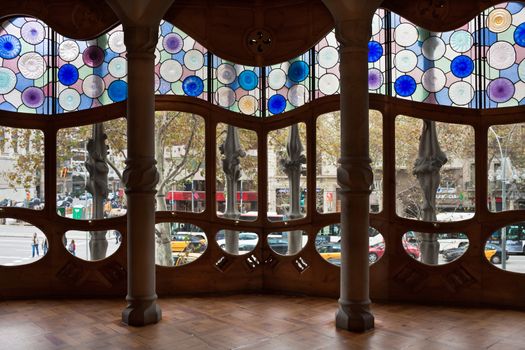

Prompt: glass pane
xmin=56 ymin=26 xmax=127 ymax=112
xmin=63 ymin=230 xmax=121 ymax=261
xmin=482 ymin=3 xmax=525 ymax=107
xmin=487 ymin=124 xmax=525 ymax=212
xmin=0 ymin=221 xmax=47 ymax=265
xmin=155 ymin=222 xmax=207 ymax=267
xmin=216 ymin=124 xmax=258 ymax=221
xmin=315 ymin=224 xmax=385 ymax=266
xmin=216 ymin=230 xmax=258 ymax=255
xmin=268 ymin=123 xmax=307 ymax=221
xmin=156 ymin=20 xmax=208 ymax=99
xmin=403 ymin=231 xmax=469 ymax=264
xmin=391 ymin=14 xmax=478 ymax=107
xmin=487 ymin=222 xmax=525 ymax=272
xmin=212 ymin=56 xmax=261 ymax=116
xmin=0 ymin=17 xmax=52 ymax=114
xmin=316 ymin=110 xmax=383 ymax=214
xmin=395 ymin=116 xmax=475 ymax=221
xmin=155 ymin=112 xmax=205 ymax=213
xmin=56 ymin=119 xmax=127 ymax=219
xmin=368 ymin=9 xmax=387 ymax=95
xmin=267 ymin=231 xmax=307 ymax=256
xmin=0 ymin=127 xmax=44 ymax=209
xmin=266 ymin=52 xmax=311 ymax=116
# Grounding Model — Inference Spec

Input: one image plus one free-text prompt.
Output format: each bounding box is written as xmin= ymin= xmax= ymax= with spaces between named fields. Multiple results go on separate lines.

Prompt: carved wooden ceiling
xmin=0 ymin=0 xmax=505 ymax=65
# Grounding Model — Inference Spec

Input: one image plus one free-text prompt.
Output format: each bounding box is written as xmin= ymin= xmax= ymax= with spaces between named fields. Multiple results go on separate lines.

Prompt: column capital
xmin=105 ymin=0 xmax=174 ymax=27
xmin=337 ymin=157 xmax=373 ymax=194
xmin=123 ymin=26 xmax=159 ymax=55
xmin=122 ymin=157 xmax=159 ymax=194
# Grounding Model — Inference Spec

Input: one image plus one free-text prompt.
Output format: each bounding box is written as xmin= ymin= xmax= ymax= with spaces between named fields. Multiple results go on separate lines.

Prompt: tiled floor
xmin=0 ymin=295 xmax=525 ymax=349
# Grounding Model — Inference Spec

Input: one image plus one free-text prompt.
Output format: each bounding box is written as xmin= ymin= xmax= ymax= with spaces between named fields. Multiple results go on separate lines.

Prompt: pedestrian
xmin=42 ymin=238 xmax=48 ymax=255
xmin=68 ymin=239 xmax=76 ymax=256
xmin=31 ymin=233 xmax=39 ymax=257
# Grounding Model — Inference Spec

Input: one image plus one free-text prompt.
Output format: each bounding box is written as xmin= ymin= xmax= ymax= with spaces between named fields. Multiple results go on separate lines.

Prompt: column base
xmin=335 ymin=300 xmax=374 ymax=332
xmin=122 ymin=299 xmax=162 ymax=326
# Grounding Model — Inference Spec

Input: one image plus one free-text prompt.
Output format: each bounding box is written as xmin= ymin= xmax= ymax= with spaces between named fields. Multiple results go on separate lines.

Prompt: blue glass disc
xmin=0 ymin=34 xmax=22 ymax=59
xmin=368 ymin=41 xmax=383 ymax=63
xmin=288 ymin=61 xmax=309 ymax=83
xmin=238 ymin=70 xmax=258 ymax=91
xmin=58 ymin=64 xmax=79 ymax=86
xmin=450 ymin=55 xmax=474 ymax=78
xmin=108 ymin=80 xmax=128 ymax=102
xmin=182 ymin=76 xmax=204 ymax=97
xmin=514 ymin=23 xmax=525 ymax=47
xmin=268 ymin=94 xmax=286 ymax=114
xmin=394 ymin=75 xmax=416 ymax=97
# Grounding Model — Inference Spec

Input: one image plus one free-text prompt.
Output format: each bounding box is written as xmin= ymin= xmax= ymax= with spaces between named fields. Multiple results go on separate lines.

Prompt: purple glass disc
xmin=487 ymin=78 xmax=515 ymax=103
xmin=368 ymin=68 xmax=383 ymax=90
xmin=163 ymin=33 xmax=183 ymax=54
xmin=22 ymin=87 xmax=44 ymax=108
xmin=82 ymin=46 xmax=104 ymax=68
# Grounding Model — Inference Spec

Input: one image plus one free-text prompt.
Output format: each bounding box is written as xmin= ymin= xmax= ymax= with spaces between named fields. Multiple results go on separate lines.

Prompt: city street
xmin=0 ymin=223 xmax=120 ymax=265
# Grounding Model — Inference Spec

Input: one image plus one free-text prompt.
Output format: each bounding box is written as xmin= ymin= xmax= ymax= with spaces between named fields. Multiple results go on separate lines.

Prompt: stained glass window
xmin=315 ymin=30 xmax=340 ymax=98
xmin=155 ymin=20 xmax=207 ymax=99
xmin=266 ymin=52 xmax=311 ymax=116
xmin=369 ymin=9 xmax=387 ymax=95
xmin=212 ymin=56 xmax=261 ymax=116
xmin=0 ymin=17 xmax=52 ymax=114
xmin=391 ymin=14 xmax=479 ymax=107
xmin=56 ymin=26 xmax=127 ymax=112
xmin=483 ymin=2 xmax=525 ymax=107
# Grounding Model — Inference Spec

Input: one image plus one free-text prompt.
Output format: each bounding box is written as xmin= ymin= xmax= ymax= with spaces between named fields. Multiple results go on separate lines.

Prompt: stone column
xmin=321 ymin=0 xmax=383 ymax=332
xmin=106 ymin=0 xmax=174 ymax=327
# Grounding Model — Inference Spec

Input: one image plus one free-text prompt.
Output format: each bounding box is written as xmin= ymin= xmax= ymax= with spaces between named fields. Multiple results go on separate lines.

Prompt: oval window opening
xmin=315 ymin=224 xmax=385 ymax=266
xmin=216 ymin=230 xmax=258 ymax=255
xmin=268 ymin=231 xmax=307 ymax=256
xmin=486 ymin=223 xmax=525 ymax=273
xmin=64 ymin=230 xmax=121 ymax=261
xmin=156 ymin=222 xmax=207 ymax=267
xmin=0 ymin=219 xmax=47 ymax=266
xmin=403 ymin=231 xmax=469 ymax=264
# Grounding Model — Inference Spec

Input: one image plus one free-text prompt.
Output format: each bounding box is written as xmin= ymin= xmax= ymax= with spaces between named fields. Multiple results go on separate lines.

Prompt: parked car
xmin=368 ymin=242 xmax=385 ymax=263
xmin=216 ymin=232 xmax=259 ymax=250
xmin=268 ymin=237 xmax=289 ymax=255
xmin=442 ymin=243 xmax=509 ymax=264
xmin=317 ymin=242 xmax=387 ymax=265
xmin=403 ymin=241 xmax=421 ymax=260
xmin=170 ymin=232 xmax=207 ymax=253
xmin=485 ymin=243 xmax=509 ymax=265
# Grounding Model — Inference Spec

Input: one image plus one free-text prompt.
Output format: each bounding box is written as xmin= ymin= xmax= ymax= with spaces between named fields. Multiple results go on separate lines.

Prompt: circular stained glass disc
xmin=394 ymin=75 xmax=417 ymax=97
xmin=318 ymin=46 xmax=338 ymax=69
xmin=238 ymin=70 xmax=258 ymax=91
xmin=421 ymin=68 xmax=446 ymax=93
xmin=268 ymin=94 xmax=286 ymax=114
xmin=109 ymin=31 xmax=126 ymax=54
xmin=21 ymin=21 xmax=45 ymax=45
xmin=108 ymin=57 xmax=127 ymax=78
xmin=449 ymin=81 xmax=474 ymax=105
xmin=451 ymin=55 xmax=474 ymax=78
xmin=449 ymin=30 xmax=473 ymax=53
xmin=368 ymin=69 xmax=383 ymax=90
xmin=21 ymin=87 xmax=44 ymax=108
xmin=83 ymin=46 xmax=104 ymax=68
xmin=487 ymin=78 xmax=515 ymax=103
xmin=368 ymin=41 xmax=383 ymax=63
xmin=422 ymin=36 xmax=446 ymax=60
xmin=288 ymin=84 xmax=308 ymax=107
xmin=82 ymin=75 xmax=105 ymax=98
xmin=395 ymin=23 xmax=419 ymax=47
xmin=514 ymin=23 xmax=525 ymax=47
xmin=318 ymin=73 xmax=339 ymax=95
xmin=288 ymin=61 xmax=309 ymax=83
xmin=216 ymin=86 xmax=235 ymax=107
xmin=184 ymin=49 xmax=205 ymax=71
xmin=59 ymin=40 xmax=79 ymax=61
xmin=182 ymin=75 xmax=204 ymax=96
xmin=372 ymin=13 xmax=382 ymax=36
xmin=395 ymin=50 xmax=418 ymax=73
xmin=0 ymin=34 xmax=21 ymax=59
xmin=18 ymin=52 xmax=45 ymax=79
xmin=217 ymin=63 xmax=236 ymax=85
xmin=160 ymin=60 xmax=182 ymax=82
xmin=0 ymin=67 xmax=17 ymax=94
xmin=268 ymin=68 xmax=286 ymax=90
xmin=488 ymin=41 xmax=515 ymax=70
xmin=108 ymin=80 xmax=127 ymax=102
xmin=488 ymin=9 xmax=512 ymax=33
xmin=519 ymin=60 xmax=525 ymax=82
xmin=59 ymin=88 xmax=81 ymax=111
xmin=58 ymin=64 xmax=79 ymax=86
xmin=163 ymin=33 xmax=183 ymax=54
xmin=154 ymin=73 xmax=160 ymax=92
xmin=238 ymin=95 xmax=257 ymax=115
